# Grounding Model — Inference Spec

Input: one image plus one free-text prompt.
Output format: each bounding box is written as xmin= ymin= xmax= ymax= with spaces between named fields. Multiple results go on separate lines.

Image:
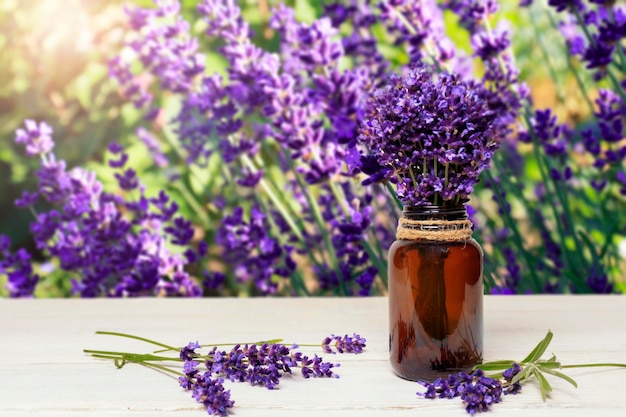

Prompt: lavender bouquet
xmin=357 ymin=65 xmax=503 ymax=207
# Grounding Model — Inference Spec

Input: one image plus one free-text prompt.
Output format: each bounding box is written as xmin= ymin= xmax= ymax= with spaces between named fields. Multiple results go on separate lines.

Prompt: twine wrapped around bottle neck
xmin=396 ymin=217 xmax=473 ymax=242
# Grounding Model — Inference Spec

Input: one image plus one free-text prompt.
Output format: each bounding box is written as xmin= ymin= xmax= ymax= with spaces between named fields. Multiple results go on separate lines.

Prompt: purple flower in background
xmin=165 ymin=217 xmax=195 ymax=246
xmin=202 ymin=271 xmax=226 ymax=290
xmin=548 ymin=0 xmax=584 ymax=13
xmin=108 ymin=56 xmax=152 ymax=109
xmin=4 ymin=120 xmax=209 ymax=298
xmin=293 ymin=18 xmax=344 ymax=70
xmin=549 ymin=1 xmax=626 ymax=79
xmin=270 ymin=4 xmax=343 ymax=73
xmin=524 ymin=109 xmax=569 ymax=156
xmin=14 ymin=120 xmax=54 ymax=157
xmin=491 ymin=286 xmax=516 ymax=295
xmin=443 ymin=0 xmax=526 ymax=141
xmin=587 ymin=263 xmax=613 ymax=293
xmin=14 ymin=191 xmax=39 ymax=209
xmin=114 ymin=169 xmax=140 ymax=191
xmin=0 ymin=235 xmax=9 ymax=254
xmin=126 ymin=1 xmax=204 ymax=94
xmin=378 ymin=0 xmax=460 ymax=69
xmin=471 ymin=25 xmax=511 ymax=61
xmin=502 ymin=247 xmax=521 ymax=291
xmin=583 ymin=38 xmax=614 ymax=70
xmin=323 ymin=1 xmax=388 ymax=84
xmin=358 ymin=65 xmax=500 ymax=206
xmin=443 ymin=0 xmax=499 ymax=33
xmin=581 ymin=89 xmax=625 ymax=181
xmin=136 ymin=127 xmax=169 ymax=168
xmin=617 ymin=171 xmax=626 ymax=195
xmin=595 ymin=89 xmax=624 ymax=144
xmin=314 ymin=183 xmax=380 ymax=295
xmin=559 ymin=19 xmax=586 ymax=55
xmin=0 ymin=235 xmax=39 ymax=298
xmin=216 ymin=207 xmax=295 ymax=295
xmin=236 ymin=169 xmax=263 ymax=188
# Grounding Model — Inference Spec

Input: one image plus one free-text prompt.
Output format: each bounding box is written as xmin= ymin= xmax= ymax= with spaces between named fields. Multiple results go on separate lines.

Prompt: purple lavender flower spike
xmin=587 ymin=263 xmax=614 ymax=293
xmin=14 ymin=191 xmax=39 ymax=208
xmin=378 ymin=0 xmax=461 ymax=70
xmin=417 ymin=369 xmax=503 ymax=414
xmin=108 ymin=152 xmax=129 ymax=169
xmin=107 ymin=141 xmax=124 ymax=154
xmin=180 ymin=341 xmax=201 ymax=361
xmin=490 ymin=286 xmax=515 ymax=295
xmin=165 ymin=216 xmax=195 ymax=246
xmin=502 ymin=363 xmax=522 ymax=394
xmin=114 ymin=169 xmax=140 ymax=191
xmin=216 ymin=207 xmax=295 ymax=295
xmin=0 ymin=235 xmax=10 ymax=254
xmin=0 ymin=237 xmax=40 ymax=298
xmin=203 ymin=271 xmax=226 ymax=290
xmin=502 ymin=247 xmax=521 ymax=290
xmin=14 ymin=120 xmax=54 ymax=157
xmin=322 ymin=333 xmax=367 ymax=354
xmin=136 ymin=127 xmax=169 ymax=168
xmin=471 ymin=26 xmax=511 ymax=61
xmin=548 ymin=0 xmax=584 ymax=13
xmin=191 ymin=373 xmax=234 ymax=417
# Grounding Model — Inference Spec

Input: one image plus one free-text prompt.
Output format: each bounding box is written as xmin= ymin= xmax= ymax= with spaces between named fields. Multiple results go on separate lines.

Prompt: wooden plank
xmin=1 ymin=296 xmax=625 ymax=416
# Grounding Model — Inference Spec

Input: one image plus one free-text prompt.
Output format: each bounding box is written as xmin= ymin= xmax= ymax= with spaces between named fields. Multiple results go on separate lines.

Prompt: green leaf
xmin=539 ymin=366 xmax=578 ymax=388
xmin=521 ymin=330 xmax=553 ymax=363
xmin=537 ymin=359 xmax=562 ymax=369
xmin=532 ymin=368 xmax=553 ymax=402
xmin=578 ymin=231 xmax=600 ymax=264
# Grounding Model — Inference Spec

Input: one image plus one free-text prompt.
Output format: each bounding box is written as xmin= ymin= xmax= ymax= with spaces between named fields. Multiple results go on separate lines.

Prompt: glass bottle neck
xmin=402 ymin=204 xmax=468 ymax=222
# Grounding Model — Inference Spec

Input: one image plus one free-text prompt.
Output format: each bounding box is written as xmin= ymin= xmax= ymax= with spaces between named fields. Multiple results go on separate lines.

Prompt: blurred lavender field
xmin=0 ymin=0 xmax=624 ymax=297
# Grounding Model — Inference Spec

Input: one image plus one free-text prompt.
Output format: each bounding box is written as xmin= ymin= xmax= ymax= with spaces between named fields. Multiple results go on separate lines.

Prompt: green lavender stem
xmin=291 ymin=171 xmax=347 ymax=295
xmin=385 ymin=182 xmax=403 ymax=212
xmin=528 ymin=9 xmax=566 ymax=105
xmin=95 ymin=331 xmax=178 ymax=351
xmin=240 ymin=154 xmax=305 ymax=242
xmin=484 ymin=170 xmax=543 ymax=292
xmin=254 ymin=194 xmax=310 ymax=296
xmin=523 ymin=111 xmax=589 ymax=289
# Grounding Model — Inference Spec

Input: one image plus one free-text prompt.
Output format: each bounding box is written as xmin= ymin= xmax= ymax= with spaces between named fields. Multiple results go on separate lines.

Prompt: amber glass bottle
xmin=388 ymin=204 xmax=483 ymax=381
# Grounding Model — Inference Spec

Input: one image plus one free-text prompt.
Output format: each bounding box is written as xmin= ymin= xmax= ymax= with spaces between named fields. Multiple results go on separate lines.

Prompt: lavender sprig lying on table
xmin=85 ymin=331 xmax=366 ymax=416
xmin=417 ymin=330 xmax=626 ymax=414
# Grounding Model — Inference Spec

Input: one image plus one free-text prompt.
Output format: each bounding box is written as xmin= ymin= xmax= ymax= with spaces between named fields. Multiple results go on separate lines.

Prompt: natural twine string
xmin=396 ymin=218 xmax=473 ymax=242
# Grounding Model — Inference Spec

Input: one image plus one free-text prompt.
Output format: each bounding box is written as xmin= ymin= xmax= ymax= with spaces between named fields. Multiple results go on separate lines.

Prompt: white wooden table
xmin=1 ymin=296 xmax=625 ymax=416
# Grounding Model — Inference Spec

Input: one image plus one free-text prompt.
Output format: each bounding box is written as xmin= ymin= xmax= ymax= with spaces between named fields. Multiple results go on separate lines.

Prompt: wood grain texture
xmin=1 ymin=296 xmax=625 ymax=416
